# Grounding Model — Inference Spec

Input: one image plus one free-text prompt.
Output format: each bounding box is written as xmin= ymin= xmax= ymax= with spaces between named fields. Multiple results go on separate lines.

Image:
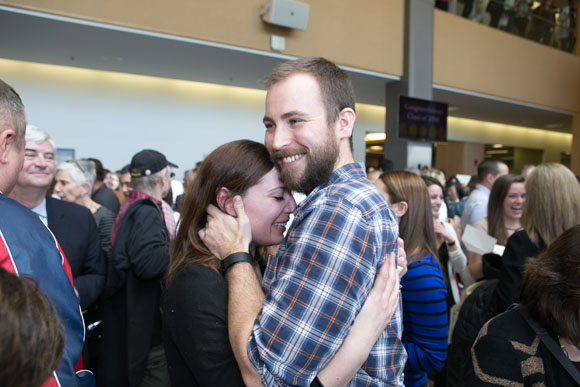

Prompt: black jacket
xmin=447 ymin=230 xmax=545 ymax=386
xmin=98 ymin=199 xmax=169 ymax=387
xmin=46 ymin=197 xmax=104 ymax=309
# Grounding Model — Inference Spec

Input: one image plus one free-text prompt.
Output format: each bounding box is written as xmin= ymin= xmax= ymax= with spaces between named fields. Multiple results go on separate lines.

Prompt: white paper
xmin=462 ymin=224 xmax=497 ymax=255
xmin=492 ymin=244 xmax=505 ymax=256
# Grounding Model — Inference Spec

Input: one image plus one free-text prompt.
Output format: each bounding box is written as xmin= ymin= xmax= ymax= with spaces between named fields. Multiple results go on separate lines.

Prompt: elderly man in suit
xmin=8 ymin=125 xmax=104 ymax=310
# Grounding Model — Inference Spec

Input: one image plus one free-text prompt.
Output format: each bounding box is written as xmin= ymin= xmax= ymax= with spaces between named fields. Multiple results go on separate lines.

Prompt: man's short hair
xmin=477 ymin=159 xmax=505 ymax=181
xmin=266 ymin=57 xmax=356 ymax=128
xmin=25 ymin=124 xmax=56 ymax=151
xmin=120 ymin=164 xmax=131 ymax=175
xmin=0 ymin=80 xmax=26 ymax=149
xmin=130 ymin=166 xmax=170 ymax=192
xmin=0 ymin=269 xmax=65 ymax=387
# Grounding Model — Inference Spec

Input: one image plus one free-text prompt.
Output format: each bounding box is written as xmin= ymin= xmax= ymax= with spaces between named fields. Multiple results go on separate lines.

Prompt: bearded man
xmin=200 ymin=58 xmax=406 ymax=386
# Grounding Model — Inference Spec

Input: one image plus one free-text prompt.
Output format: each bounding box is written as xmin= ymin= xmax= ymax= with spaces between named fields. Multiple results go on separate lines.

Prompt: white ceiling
xmin=0 ymin=5 xmax=572 ymax=133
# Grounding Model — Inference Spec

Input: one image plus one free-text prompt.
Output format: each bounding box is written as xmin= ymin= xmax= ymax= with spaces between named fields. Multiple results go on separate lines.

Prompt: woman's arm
xmin=317 ymin=239 xmax=403 ymax=387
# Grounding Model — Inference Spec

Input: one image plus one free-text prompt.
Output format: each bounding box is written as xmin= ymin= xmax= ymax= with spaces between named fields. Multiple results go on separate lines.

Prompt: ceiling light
xmin=365 ymin=132 xmax=386 ymax=142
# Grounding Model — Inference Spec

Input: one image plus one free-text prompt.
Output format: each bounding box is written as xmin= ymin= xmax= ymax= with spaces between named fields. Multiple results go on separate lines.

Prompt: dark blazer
xmin=46 ymin=197 xmax=105 ymax=309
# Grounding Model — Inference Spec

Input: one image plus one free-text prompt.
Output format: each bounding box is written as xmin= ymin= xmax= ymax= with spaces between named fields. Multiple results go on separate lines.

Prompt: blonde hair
xmin=523 ymin=163 xmax=580 ymax=246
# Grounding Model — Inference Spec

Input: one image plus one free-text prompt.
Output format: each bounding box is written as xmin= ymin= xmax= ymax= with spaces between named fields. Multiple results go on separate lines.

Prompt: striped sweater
xmin=401 ymin=253 xmax=449 ymax=387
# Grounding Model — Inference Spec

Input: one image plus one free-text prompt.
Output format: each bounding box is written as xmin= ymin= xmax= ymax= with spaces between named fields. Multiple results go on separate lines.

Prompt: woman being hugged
xmin=163 ymin=140 xmax=402 ymax=387
xmin=375 ymin=171 xmax=448 ymax=387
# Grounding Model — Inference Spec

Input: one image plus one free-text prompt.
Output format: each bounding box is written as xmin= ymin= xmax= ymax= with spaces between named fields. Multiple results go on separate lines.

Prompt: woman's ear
xmin=80 ymin=182 xmax=91 ymax=196
xmin=392 ymin=201 xmax=408 ymax=219
xmin=216 ymin=187 xmax=237 ymax=216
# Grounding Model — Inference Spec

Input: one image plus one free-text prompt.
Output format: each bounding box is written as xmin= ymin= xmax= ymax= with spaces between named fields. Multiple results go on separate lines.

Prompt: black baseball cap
xmin=130 ymin=149 xmax=178 ymax=177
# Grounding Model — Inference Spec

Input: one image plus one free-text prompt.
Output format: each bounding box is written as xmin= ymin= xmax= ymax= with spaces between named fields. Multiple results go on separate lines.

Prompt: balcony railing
xmin=441 ymin=0 xmax=577 ymax=53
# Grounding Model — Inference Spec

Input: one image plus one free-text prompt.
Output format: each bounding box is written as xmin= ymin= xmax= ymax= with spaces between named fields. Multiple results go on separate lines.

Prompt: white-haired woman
xmin=54 ymin=160 xmax=115 ymax=261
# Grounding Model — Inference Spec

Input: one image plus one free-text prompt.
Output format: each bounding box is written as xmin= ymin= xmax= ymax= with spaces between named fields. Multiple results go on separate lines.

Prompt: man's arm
xmin=73 ymin=211 xmax=105 ymax=309
xmin=128 ymin=204 xmax=170 ymax=280
xmin=199 ymin=197 xmax=261 ymax=386
xmin=201 ymin=196 xmax=398 ymax=385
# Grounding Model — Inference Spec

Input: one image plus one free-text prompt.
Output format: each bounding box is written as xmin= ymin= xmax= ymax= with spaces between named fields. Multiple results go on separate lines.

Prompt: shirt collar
xmin=31 ymin=197 xmax=48 ymax=226
xmin=295 ymin=162 xmax=365 ymax=211
xmin=475 ymin=183 xmax=491 ymax=195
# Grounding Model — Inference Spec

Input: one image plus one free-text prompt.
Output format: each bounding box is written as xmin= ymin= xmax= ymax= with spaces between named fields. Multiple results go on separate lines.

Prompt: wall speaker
xmin=261 ymin=0 xmax=310 ymax=31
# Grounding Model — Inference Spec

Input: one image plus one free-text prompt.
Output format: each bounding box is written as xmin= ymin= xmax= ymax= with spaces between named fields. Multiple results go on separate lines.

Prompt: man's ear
xmin=0 ymin=129 xmax=15 ymax=165
xmin=335 ymin=107 xmax=355 ymax=141
xmin=393 ymin=201 xmax=408 ymax=218
xmin=216 ymin=187 xmax=237 ymax=216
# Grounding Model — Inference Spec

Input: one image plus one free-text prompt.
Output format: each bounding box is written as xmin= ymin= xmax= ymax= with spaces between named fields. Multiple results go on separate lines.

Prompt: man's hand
xmin=199 ymin=196 xmax=252 ymax=259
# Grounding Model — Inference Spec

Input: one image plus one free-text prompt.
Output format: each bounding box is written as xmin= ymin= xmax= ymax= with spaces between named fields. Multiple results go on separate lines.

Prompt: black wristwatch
xmin=222 ymin=252 xmax=253 ymax=272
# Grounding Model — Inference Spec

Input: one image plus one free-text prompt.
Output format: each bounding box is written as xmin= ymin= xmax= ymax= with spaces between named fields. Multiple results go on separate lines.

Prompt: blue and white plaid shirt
xmin=248 ymin=163 xmax=406 ymax=386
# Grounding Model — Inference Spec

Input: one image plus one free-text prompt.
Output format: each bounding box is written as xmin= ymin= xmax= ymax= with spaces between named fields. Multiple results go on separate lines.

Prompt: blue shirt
xmin=401 ymin=253 xmax=449 ymax=387
xmin=248 ymin=163 xmax=406 ymax=386
xmin=461 ymin=184 xmax=491 ymax=231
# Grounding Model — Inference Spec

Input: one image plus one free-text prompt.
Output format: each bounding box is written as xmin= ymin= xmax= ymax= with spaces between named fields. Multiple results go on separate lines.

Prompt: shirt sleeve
xmin=247 ymin=198 xmax=395 ymax=386
xmin=128 ymin=204 xmax=170 ymax=280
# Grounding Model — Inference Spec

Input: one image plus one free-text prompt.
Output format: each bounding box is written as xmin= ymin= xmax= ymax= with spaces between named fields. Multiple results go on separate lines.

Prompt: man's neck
xmin=8 ymin=185 xmax=48 ymax=209
xmin=332 ymin=145 xmax=355 ymax=172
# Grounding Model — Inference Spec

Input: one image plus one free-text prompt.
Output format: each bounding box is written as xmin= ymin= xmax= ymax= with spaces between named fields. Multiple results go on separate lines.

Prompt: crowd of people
xmin=437 ymin=0 xmax=578 ymax=52
xmin=1 ymin=56 xmax=579 ymax=387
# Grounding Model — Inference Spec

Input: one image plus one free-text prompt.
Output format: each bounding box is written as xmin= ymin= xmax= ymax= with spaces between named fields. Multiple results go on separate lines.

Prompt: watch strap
xmin=222 ymin=252 xmax=253 ymax=272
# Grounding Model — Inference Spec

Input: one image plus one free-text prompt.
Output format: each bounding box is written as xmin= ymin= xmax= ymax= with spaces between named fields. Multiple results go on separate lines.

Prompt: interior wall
xmin=1 ymin=0 xmax=405 ymax=77
xmin=0 ymin=59 xmax=380 ymax=177
xmin=434 ymin=10 xmax=580 ymax=112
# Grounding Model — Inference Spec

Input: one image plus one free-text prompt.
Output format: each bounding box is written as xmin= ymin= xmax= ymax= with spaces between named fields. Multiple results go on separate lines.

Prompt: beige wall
xmin=5 ymin=1 xmax=579 ymax=114
xmin=1 ymin=0 xmax=405 ymax=76
xmin=434 ymin=10 xmax=580 ymax=113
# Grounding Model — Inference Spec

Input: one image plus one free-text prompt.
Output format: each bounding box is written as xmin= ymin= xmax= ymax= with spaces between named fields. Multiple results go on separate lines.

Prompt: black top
xmin=92 ymin=184 xmax=120 ymax=214
xmin=46 ymin=197 xmax=104 ymax=309
xmin=163 ymin=264 xmax=244 ymax=387
xmin=466 ymin=308 xmax=578 ymax=386
xmin=98 ymin=199 xmax=169 ymax=387
xmin=492 ymin=230 xmax=545 ymax=314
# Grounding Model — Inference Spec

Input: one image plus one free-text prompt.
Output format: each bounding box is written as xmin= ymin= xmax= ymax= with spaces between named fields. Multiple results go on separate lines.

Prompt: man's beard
xmin=272 ymin=136 xmax=339 ymax=195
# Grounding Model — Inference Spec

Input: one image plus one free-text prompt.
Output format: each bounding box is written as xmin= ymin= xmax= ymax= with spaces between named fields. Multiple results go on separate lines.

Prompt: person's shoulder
xmin=166 ymin=265 xmax=225 ymax=300
xmin=482 ymin=308 xmax=534 ymax=342
xmin=96 ymin=205 xmax=115 ymax=220
xmin=47 ymin=197 xmax=92 ymax=219
xmin=325 ymin=170 xmax=389 ymax=215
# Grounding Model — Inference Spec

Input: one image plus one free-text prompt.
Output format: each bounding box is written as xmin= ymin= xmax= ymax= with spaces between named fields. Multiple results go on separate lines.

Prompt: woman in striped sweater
xmin=375 ymin=171 xmax=449 ymax=387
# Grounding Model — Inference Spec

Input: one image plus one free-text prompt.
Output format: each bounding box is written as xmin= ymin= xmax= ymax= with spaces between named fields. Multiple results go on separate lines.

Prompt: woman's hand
xmin=361 ymin=248 xmax=401 ymax=334
xmin=433 ymin=220 xmax=453 ymax=244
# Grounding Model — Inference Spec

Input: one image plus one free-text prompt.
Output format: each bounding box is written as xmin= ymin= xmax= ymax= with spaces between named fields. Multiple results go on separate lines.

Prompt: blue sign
xmin=398 ymin=96 xmax=448 ymax=143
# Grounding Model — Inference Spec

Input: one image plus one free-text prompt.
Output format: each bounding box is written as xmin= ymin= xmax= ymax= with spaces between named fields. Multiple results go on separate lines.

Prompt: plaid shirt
xmin=248 ymin=163 xmax=406 ymax=386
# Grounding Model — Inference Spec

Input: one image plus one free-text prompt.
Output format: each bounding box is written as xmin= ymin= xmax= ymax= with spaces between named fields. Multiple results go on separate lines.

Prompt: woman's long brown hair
xmin=487 ymin=174 xmax=524 ymax=245
xmin=378 ymin=171 xmax=439 ymax=264
xmin=165 ymin=140 xmax=274 ymax=286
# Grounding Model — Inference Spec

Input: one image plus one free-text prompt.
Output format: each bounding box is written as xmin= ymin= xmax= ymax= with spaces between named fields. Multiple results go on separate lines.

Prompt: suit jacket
xmin=46 ymin=197 xmax=105 ymax=309
xmin=0 ymin=193 xmax=94 ymax=387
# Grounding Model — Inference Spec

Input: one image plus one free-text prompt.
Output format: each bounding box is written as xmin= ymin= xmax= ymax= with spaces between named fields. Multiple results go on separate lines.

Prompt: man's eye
xmin=273 ymin=196 xmax=284 ymax=201
xmin=289 ymin=119 xmax=302 ymax=125
xmin=264 ymin=122 xmax=275 ymax=129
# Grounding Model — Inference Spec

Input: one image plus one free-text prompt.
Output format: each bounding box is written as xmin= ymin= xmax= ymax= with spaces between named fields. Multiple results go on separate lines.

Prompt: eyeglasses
xmin=67 ymin=159 xmax=86 ymax=174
